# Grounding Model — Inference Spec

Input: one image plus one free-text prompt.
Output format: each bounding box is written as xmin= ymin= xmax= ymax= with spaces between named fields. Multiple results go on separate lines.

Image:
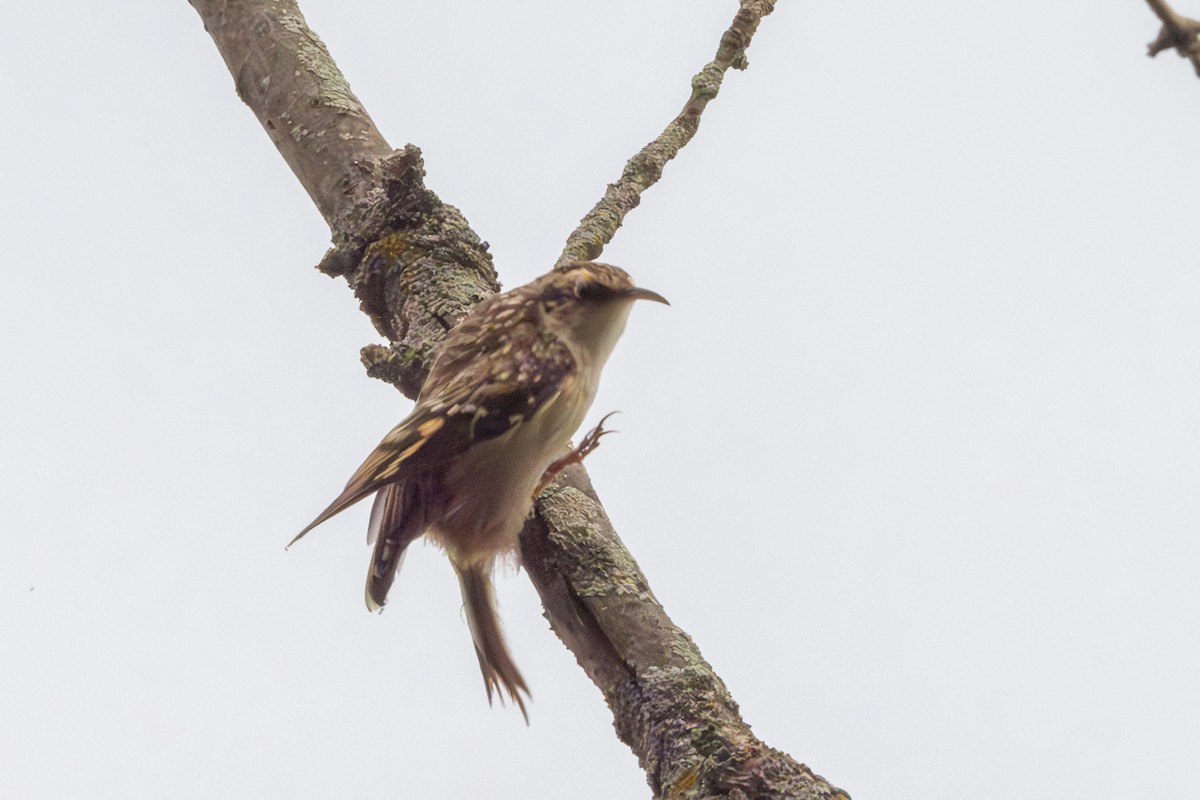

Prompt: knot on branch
xmin=625 ymin=149 xmax=668 ymax=189
xmin=317 ymin=145 xmax=433 ymax=277
xmin=691 ymin=65 xmax=724 ymax=100
xmin=316 ymin=144 xmax=499 ymax=397
xmin=359 ymin=343 xmax=424 ymax=398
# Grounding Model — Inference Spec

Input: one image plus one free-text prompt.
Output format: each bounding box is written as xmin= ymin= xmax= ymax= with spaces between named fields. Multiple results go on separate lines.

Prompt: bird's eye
xmin=575 ymin=280 xmax=613 ymax=301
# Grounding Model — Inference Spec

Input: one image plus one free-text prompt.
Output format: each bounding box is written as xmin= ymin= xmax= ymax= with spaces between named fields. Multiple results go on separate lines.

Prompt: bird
xmin=291 ymin=260 xmax=667 ymax=720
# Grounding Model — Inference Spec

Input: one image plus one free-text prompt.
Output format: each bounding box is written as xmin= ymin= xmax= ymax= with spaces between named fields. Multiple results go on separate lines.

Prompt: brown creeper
xmin=291 ymin=261 xmax=667 ymax=720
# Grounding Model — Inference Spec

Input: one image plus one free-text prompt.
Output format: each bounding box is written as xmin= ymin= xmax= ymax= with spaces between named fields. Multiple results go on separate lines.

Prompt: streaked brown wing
xmin=290 ymin=316 xmax=576 ymax=547
xmin=288 ymin=404 xmax=459 ymax=547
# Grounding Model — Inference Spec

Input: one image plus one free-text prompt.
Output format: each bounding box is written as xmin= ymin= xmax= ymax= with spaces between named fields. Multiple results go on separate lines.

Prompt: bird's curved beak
xmin=623 ymin=286 xmax=670 ymax=305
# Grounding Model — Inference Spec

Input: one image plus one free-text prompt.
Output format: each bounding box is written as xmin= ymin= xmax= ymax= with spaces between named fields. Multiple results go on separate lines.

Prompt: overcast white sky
xmin=3 ymin=1 xmax=1199 ymax=798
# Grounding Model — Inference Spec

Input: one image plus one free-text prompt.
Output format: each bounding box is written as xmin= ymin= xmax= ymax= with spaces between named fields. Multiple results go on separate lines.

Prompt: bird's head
xmin=533 ymin=261 xmax=668 ymax=364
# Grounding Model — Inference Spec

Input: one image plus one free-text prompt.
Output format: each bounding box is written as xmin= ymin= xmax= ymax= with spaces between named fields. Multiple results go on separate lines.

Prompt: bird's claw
xmin=575 ymin=411 xmax=619 ymax=461
xmin=534 ymin=412 xmax=619 ymax=496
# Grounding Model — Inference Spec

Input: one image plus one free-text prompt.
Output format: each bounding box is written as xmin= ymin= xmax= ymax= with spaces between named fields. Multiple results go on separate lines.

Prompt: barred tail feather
xmin=456 ymin=562 xmax=530 ymax=722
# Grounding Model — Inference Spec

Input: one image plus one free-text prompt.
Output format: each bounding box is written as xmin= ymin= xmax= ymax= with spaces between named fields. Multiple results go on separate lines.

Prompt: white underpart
xmin=429 ymin=299 xmax=636 ymax=565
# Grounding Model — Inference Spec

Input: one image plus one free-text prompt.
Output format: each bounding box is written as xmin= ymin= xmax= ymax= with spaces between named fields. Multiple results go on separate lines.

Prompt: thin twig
xmin=557 ymin=0 xmax=777 ymax=267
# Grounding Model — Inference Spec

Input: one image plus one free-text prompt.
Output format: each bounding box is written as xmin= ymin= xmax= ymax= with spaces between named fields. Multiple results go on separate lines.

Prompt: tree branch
xmin=191 ymin=0 xmax=499 ymax=398
xmin=557 ymin=0 xmax=777 ymax=267
xmin=189 ymin=1 xmax=847 ymax=796
xmin=1144 ymin=0 xmax=1200 ymax=76
xmin=525 ymin=466 xmax=848 ymax=799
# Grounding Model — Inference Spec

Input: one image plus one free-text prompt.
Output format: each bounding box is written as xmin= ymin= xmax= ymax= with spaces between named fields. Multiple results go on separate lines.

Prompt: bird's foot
xmin=534 ymin=412 xmax=619 ymax=496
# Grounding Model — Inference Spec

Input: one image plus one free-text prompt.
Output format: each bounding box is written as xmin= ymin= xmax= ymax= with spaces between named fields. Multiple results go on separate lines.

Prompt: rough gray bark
xmin=189 ymin=1 xmax=848 ymax=797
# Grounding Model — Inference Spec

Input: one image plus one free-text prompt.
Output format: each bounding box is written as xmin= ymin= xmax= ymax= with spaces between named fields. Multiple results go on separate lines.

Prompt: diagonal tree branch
xmin=1144 ymin=0 xmax=1200 ymax=76
xmin=189 ymin=1 xmax=847 ymax=796
xmin=191 ymin=0 xmax=499 ymax=398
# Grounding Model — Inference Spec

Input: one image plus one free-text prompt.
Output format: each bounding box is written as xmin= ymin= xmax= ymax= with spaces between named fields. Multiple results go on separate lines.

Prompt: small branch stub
xmin=1144 ymin=0 xmax=1200 ymax=76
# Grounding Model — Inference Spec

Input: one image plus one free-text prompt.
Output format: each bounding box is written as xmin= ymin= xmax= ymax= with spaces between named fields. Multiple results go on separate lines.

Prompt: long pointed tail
xmin=456 ymin=562 xmax=530 ymax=722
